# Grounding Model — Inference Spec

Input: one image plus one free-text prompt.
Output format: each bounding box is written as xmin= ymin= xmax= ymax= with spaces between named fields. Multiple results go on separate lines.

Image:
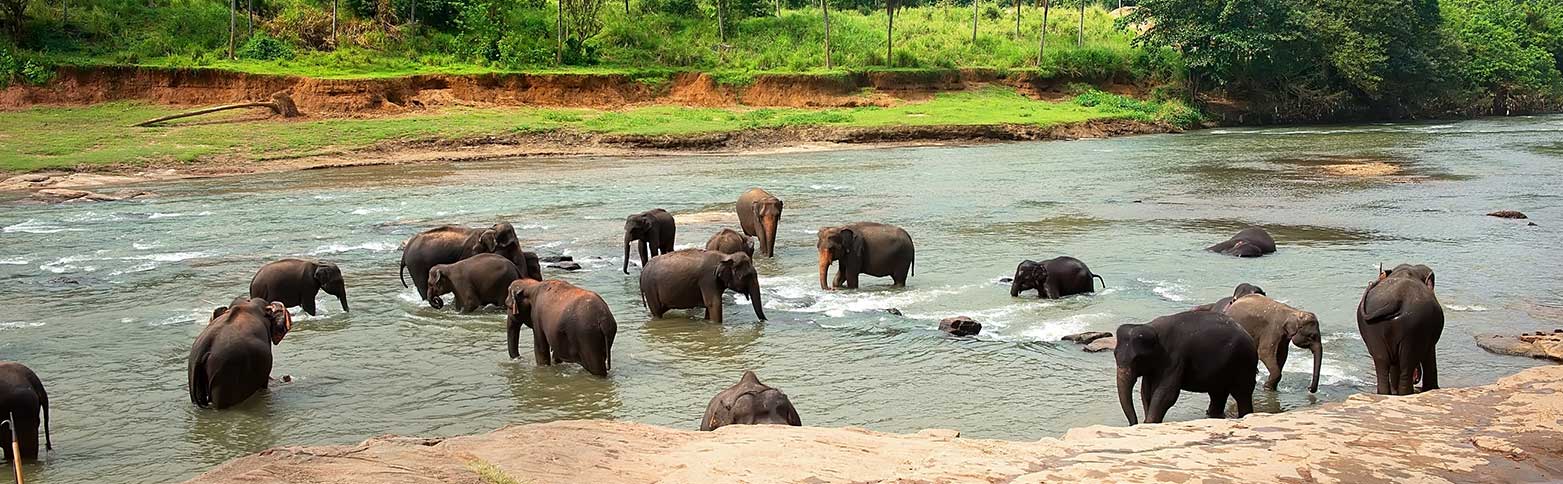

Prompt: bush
xmin=237 ymin=33 xmax=297 ymax=60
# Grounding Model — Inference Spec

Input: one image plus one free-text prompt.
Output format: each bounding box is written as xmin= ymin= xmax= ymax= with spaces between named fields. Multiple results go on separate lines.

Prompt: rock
xmin=1529 ymin=222 xmax=1539 ymax=226
xmin=1475 ymin=332 xmax=1563 ymax=362
xmin=1082 ymin=336 xmax=1117 ymax=353
xmin=548 ymin=261 xmax=582 ymax=271
xmin=998 ymin=277 xmax=1014 ymax=284
xmin=881 ymin=308 xmax=903 ymax=316
xmin=1488 ymin=210 xmax=1529 ymax=219
xmin=184 ymin=364 xmax=1563 ymax=484
xmin=915 ymin=428 xmax=960 ymax=439
xmin=938 ymin=316 xmax=982 ymax=336
xmin=31 ymin=188 xmax=153 ymax=203
xmin=539 ymin=255 xmax=574 ymax=263
xmin=1060 ymin=331 xmax=1112 ymax=344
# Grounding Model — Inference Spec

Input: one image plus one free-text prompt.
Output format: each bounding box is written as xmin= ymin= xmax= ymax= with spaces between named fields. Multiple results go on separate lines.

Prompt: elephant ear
xmin=478 ymin=230 xmax=499 ymax=253
xmin=1422 ymin=268 xmax=1435 ymax=291
xmin=717 ymin=255 xmax=738 ymax=283
xmin=264 ymin=301 xmax=292 ymax=345
xmin=773 ymin=199 xmax=783 ymax=212
xmin=839 ymin=228 xmax=858 ymax=255
xmin=493 ymin=223 xmax=519 ymax=249
xmin=313 ymin=263 xmax=337 ymax=284
xmin=211 ymin=306 xmax=231 ymax=322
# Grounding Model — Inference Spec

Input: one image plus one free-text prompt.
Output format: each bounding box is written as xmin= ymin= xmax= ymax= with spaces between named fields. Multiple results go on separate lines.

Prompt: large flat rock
xmin=187 ymin=365 xmax=1563 ymax=483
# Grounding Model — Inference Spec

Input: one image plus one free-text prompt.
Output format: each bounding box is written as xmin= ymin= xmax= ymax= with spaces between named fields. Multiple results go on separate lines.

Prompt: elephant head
xmin=464 ymin=229 xmax=500 ymax=259
xmin=1010 ymin=260 xmax=1046 ymax=297
xmin=505 ymin=279 xmax=541 ymax=329
xmin=1380 ymin=264 xmax=1435 ymax=291
xmin=1233 ymin=283 xmax=1265 ymax=298
xmin=623 ymin=214 xmax=662 ymax=274
xmin=426 ymin=264 xmax=455 ymax=309
xmin=212 ymin=298 xmax=293 ymax=345
xmin=1113 ymin=323 xmax=1166 ymax=426
xmin=314 ymin=262 xmax=349 ymax=312
xmin=1223 ymin=240 xmax=1264 ymax=257
xmin=1284 ymin=310 xmax=1324 ymax=393
xmin=491 ymin=223 xmax=520 ymax=251
xmin=816 ymin=226 xmax=860 ymax=290
xmin=752 ymin=197 xmax=783 ymax=257
xmin=717 ymin=252 xmax=767 ymax=321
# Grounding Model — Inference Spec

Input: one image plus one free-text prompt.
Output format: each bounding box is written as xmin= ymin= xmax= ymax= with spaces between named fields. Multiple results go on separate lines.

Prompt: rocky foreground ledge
xmin=188 ymin=365 xmax=1563 ymax=483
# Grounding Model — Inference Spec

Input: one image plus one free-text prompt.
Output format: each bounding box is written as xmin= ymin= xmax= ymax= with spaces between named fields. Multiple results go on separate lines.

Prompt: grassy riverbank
xmin=0 ymin=87 xmax=1193 ymax=173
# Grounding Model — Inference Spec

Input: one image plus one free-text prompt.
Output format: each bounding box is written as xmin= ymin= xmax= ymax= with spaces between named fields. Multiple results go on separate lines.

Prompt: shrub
xmin=237 ymin=33 xmax=297 ymax=61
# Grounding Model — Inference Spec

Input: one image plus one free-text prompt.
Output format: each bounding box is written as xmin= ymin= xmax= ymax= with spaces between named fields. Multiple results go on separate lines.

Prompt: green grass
xmin=0 ymin=87 xmax=1192 ymax=172
xmin=465 ymin=459 xmax=526 ymax=484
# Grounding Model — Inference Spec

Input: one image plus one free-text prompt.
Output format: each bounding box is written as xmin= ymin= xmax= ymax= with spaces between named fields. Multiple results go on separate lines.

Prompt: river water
xmin=2 ymin=115 xmax=1561 ymax=483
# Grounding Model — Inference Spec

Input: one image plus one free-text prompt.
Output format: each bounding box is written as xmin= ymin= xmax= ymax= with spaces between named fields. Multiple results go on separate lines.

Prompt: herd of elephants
xmin=0 ymin=187 xmax=1448 ymax=464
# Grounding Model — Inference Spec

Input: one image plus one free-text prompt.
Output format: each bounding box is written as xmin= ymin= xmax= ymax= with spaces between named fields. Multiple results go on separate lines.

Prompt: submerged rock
xmin=540 ymin=255 xmax=574 ymax=263
xmin=1060 ymin=331 xmax=1112 ymax=344
xmin=1475 ymin=332 xmax=1563 ymax=362
xmin=1488 ymin=210 xmax=1529 ymax=219
xmin=31 ymin=188 xmax=153 ymax=203
xmin=548 ymin=261 xmax=582 ymax=271
xmin=938 ymin=316 xmax=981 ymax=336
xmin=1083 ymin=336 xmax=1117 ymax=353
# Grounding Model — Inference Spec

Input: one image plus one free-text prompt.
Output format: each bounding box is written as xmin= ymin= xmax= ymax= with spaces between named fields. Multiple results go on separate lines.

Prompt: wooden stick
xmin=132 ymin=93 xmax=300 ymax=128
xmin=7 ymin=413 xmax=21 ymax=484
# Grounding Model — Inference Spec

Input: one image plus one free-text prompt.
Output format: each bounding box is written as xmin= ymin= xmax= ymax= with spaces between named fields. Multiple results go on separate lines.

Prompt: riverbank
xmin=186 ymin=363 xmax=1563 ymax=483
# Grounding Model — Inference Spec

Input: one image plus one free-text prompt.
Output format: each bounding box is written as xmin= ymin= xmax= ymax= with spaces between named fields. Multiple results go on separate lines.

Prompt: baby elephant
xmin=705 ymin=228 xmax=755 ymax=256
xmin=189 ymin=297 xmax=293 ymax=409
xmin=1010 ymin=256 xmax=1105 ymax=298
xmin=506 ymin=279 xmax=618 ymax=377
xmin=1192 ymin=283 xmax=1266 ymax=312
xmin=1207 ymin=227 xmax=1277 ymax=257
xmin=1115 ymin=310 xmax=1258 ymax=425
xmin=640 ymin=249 xmax=766 ymax=325
xmin=0 ymin=361 xmax=51 ymax=461
xmin=1226 ymin=295 xmax=1323 ymax=393
xmin=427 ymin=253 xmax=520 ymax=312
xmin=624 ymin=208 xmax=676 ymax=274
xmin=249 ymin=259 xmax=348 ymax=316
xmin=700 ymin=371 xmax=801 ymax=431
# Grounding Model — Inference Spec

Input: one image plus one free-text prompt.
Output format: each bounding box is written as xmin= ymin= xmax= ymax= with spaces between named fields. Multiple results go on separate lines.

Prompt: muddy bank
xmin=186 ymin=364 xmax=1563 ymax=483
xmin=0 ymin=66 xmax=1142 ymax=115
xmin=0 ymin=118 xmax=1172 ymax=191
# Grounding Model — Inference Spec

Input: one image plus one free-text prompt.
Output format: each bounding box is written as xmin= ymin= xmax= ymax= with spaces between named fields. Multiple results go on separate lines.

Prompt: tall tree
xmin=717 ymin=0 xmax=727 ymax=43
xmin=60 ymin=0 xmax=66 ymax=26
xmin=970 ymin=0 xmax=977 ymax=42
xmin=1013 ymin=0 xmax=1020 ymax=37
xmin=0 ymin=0 xmax=25 ymax=41
xmin=331 ymin=0 xmax=337 ymax=47
xmin=556 ymin=0 xmax=564 ymax=63
xmin=822 ymin=0 xmax=831 ymax=68
xmin=1037 ymin=0 xmax=1049 ymax=64
xmin=247 ymin=0 xmax=254 ymax=36
xmin=886 ymin=0 xmax=896 ymax=64
xmin=1075 ymin=0 xmax=1083 ymax=46
xmin=228 ymin=0 xmax=236 ymax=58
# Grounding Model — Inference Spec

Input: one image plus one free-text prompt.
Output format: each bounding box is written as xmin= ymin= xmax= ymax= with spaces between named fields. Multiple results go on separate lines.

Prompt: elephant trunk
xmin=1010 ymin=278 xmax=1022 ymax=297
xmin=622 ymin=234 xmax=633 ymax=274
xmin=1308 ymin=340 xmax=1322 ymax=393
xmin=506 ymin=313 xmax=523 ymax=359
xmin=429 ymin=293 xmax=444 ymax=309
xmin=761 ymin=215 xmax=779 ymax=257
xmin=1116 ymin=367 xmax=1139 ymax=426
xmin=817 ymin=249 xmax=833 ymax=290
xmin=337 ymin=293 xmax=350 ymax=313
xmin=748 ymin=279 xmax=767 ymax=321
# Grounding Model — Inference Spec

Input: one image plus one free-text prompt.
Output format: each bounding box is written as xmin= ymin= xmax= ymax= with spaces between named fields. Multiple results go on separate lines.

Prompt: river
xmin=2 ymin=115 xmax=1560 ymax=483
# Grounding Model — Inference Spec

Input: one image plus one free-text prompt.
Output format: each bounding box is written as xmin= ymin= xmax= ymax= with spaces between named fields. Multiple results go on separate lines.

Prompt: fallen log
xmin=132 ymin=92 xmax=300 ymax=127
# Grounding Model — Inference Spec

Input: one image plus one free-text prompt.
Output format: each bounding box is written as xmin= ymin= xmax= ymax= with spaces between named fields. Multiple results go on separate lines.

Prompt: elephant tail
xmin=1093 ymin=274 xmax=1107 ymax=290
xmin=25 ymin=369 xmax=50 ymax=450
xmin=190 ymin=352 xmax=212 ymax=408
xmin=399 ymin=261 xmax=409 ymax=288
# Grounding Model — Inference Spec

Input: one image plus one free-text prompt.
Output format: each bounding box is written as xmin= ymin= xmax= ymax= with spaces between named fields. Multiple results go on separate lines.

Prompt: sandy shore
xmin=185 ymin=363 xmax=1563 ymax=483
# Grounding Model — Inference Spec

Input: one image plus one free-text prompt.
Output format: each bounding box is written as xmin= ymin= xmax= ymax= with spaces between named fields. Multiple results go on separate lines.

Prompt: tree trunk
xmin=556 ymin=0 xmax=564 ymax=64
xmin=624 ymin=0 xmax=628 ymax=15
xmin=775 ymin=0 xmax=779 ymax=17
xmin=822 ymin=0 xmax=831 ymax=69
xmin=247 ymin=0 xmax=253 ymax=37
xmin=1076 ymin=0 xmax=1084 ymax=46
xmin=886 ymin=0 xmax=894 ymax=65
xmin=717 ymin=0 xmax=726 ymax=44
xmin=1013 ymin=0 xmax=1019 ymax=38
xmin=971 ymin=0 xmax=978 ymax=43
xmin=331 ymin=0 xmax=337 ymax=47
xmin=228 ymin=0 xmax=236 ymax=59
xmin=61 ymin=0 xmax=67 ymax=26
xmin=411 ymin=0 xmax=416 ymax=24
xmin=1037 ymin=0 xmax=1048 ymax=65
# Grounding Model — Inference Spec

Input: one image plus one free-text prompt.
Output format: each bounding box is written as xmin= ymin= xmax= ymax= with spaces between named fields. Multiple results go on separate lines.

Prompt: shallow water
xmin=3 ymin=115 xmax=1562 ymax=483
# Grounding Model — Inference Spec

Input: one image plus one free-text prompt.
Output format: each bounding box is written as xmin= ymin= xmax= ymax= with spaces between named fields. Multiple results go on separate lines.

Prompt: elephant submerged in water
xmin=506 ymin=279 xmax=617 ymax=377
xmin=1192 ymin=283 xmax=1266 ymax=313
xmin=1115 ymin=310 xmax=1258 ymax=425
xmin=249 ymin=259 xmax=348 ymax=316
xmin=1010 ymin=256 xmax=1104 ymax=298
xmin=705 ymin=228 xmax=754 ymax=256
xmin=737 ymin=188 xmax=783 ymax=258
xmin=1358 ymin=264 xmax=1443 ymax=395
xmin=400 ymin=223 xmax=522 ymax=304
xmin=427 ymin=253 xmax=520 ymax=312
xmin=624 ymin=209 xmax=676 ymax=274
xmin=1207 ymin=227 xmax=1276 ymax=257
xmin=0 ymin=361 xmax=51 ymax=462
xmin=816 ymin=222 xmax=915 ymax=290
xmin=700 ymin=371 xmax=801 ymax=431
xmin=639 ymin=249 xmax=766 ymax=325
xmin=188 ymin=297 xmax=293 ymax=409
xmin=1225 ymin=295 xmax=1323 ymax=393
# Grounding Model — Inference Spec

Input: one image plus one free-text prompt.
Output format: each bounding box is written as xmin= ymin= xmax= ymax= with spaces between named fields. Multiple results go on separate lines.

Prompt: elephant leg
xmin=1205 ymin=390 xmax=1229 ymax=419
xmin=1370 ymin=354 xmax=1394 ymax=395
xmin=1270 ymin=344 xmax=1290 ymax=390
xmin=847 ymin=271 xmax=861 ymax=289
xmin=15 ymin=423 xmax=38 ymax=460
xmin=533 ymin=328 xmax=552 ymax=367
xmin=1260 ymin=343 xmax=1284 ymax=391
xmin=1139 ymin=374 xmax=1157 ymax=420
xmin=705 ymin=292 xmax=724 ymax=324
xmin=1232 ymin=379 xmax=1255 ymax=417
xmin=1395 ymin=346 xmax=1419 ymax=395
xmin=413 ymin=275 xmax=430 ymax=301
xmin=1419 ymin=349 xmax=1439 ymax=392
xmin=892 ymin=263 xmax=910 ymax=288
xmin=1145 ymin=374 xmax=1181 ymax=424
xmin=302 ymin=299 xmax=318 ymax=317
xmin=578 ymin=338 xmax=609 ymax=377
xmin=833 ymin=270 xmax=846 ymax=290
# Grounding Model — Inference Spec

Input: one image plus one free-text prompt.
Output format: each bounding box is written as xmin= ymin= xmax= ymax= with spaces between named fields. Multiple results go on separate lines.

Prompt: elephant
xmin=623 ymin=209 xmax=676 ymax=274
xmin=1207 ymin=227 xmax=1276 ymax=257
xmin=188 ymin=297 xmax=293 ymax=409
xmin=1115 ymin=310 xmax=1258 ymax=425
xmin=1357 ymin=263 xmax=1443 ymax=395
xmin=0 ymin=362 xmax=50 ymax=462
xmin=705 ymin=228 xmax=754 ymax=256
xmin=1009 ymin=256 xmax=1105 ymax=298
xmin=249 ymin=259 xmax=348 ymax=316
xmin=737 ymin=188 xmax=783 ymax=258
xmin=1192 ymin=283 xmax=1266 ymax=312
xmin=816 ymin=222 xmax=915 ymax=290
xmin=427 ymin=253 xmax=520 ymax=312
xmin=505 ymin=279 xmax=618 ymax=377
xmin=700 ymin=370 xmax=802 ymax=431
xmin=400 ymin=223 xmax=519 ymax=303
xmin=1225 ymin=295 xmax=1323 ymax=393
xmin=639 ymin=249 xmax=766 ymax=325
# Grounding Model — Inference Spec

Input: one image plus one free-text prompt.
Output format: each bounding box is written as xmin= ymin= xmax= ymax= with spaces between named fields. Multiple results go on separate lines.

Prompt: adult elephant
xmin=737 ymin=188 xmax=783 ymax=258
xmin=1207 ymin=227 xmax=1276 ymax=257
xmin=188 ymin=297 xmax=293 ymax=409
xmin=1226 ymin=295 xmax=1323 ymax=393
xmin=427 ymin=253 xmax=520 ymax=312
xmin=705 ymin=228 xmax=754 ymax=256
xmin=1192 ymin=283 xmax=1266 ymax=313
xmin=1010 ymin=256 xmax=1104 ymax=298
xmin=505 ymin=279 xmax=617 ymax=377
xmin=1358 ymin=264 xmax=1443 ymax=395
xmin=249 ymin=259 xmax=348 ymax=316
xmin=816 ymin=222 xmax=915 ymax=290
xmin=640 ymin=249 xmax=766 ymax=325
xmin=0 ymin=361 xmax=51 ymax=461
xmin=623 ymin=209 xmax=676 ymax=274
xmin=1115 ymin=310 xmax=1258 ymax=425
xmin=400 ymin=223 xmax=519 ymax=303
xmin=700 ymin=371 xmax=801 ymax=431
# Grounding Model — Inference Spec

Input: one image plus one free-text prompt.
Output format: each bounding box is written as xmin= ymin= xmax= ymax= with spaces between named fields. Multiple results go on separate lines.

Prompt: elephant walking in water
xmin=1115 ymin=310 xmax=1258 ymax=425
xmin=640 ymin=249 xmax=766 ymax=325
xmin=1225 ymin=295 xmax=1323 ymax=393
xmin=506 ymin=279 xmax=617 ymax=377
xmin=0 ymin=361 xmax=51 ymax=461
xmin=249 ymin=259 xmax=348 ymax=316
xmin=188 ymin=298 xmax=293 ymax=409
xmin=400 ymin=223 xmax=519 ymax=304
xmin=701 ymin=371 xmax=801 ymax=431
xmin=1358 ymin=264 xmax=1443 ymax=395
xmin=624 ymin=209 xmax=676 ymax=274
xmin=1207 ymin=227 xmax=1276 ymax=257
xmin=705 ymin=228 xmax=754 ymax=256
xmin=1010 ymin=256 xmax=1104 ymax=298
xmin=737 ymin=188 xmax=783 ymax=257
xmin=816 ymin=222 xmax=915 ymax=290
xmin=427 ymin=254 xmax=520 ymax=312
